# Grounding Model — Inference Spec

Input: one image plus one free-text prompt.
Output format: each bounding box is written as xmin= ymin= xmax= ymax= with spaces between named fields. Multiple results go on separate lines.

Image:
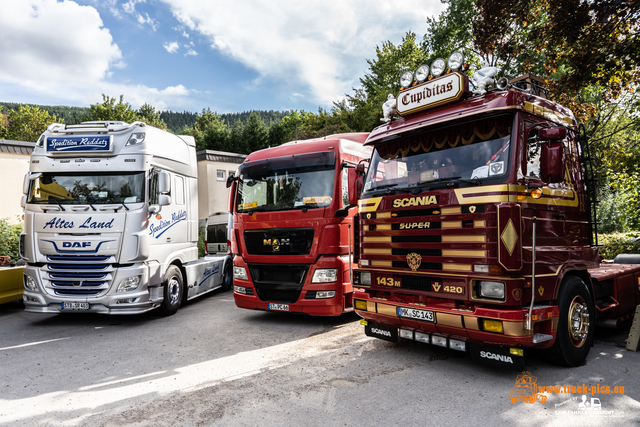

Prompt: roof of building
xmin=0 ymin=139 xmax=35 ymax=155
xmin=196 ymin=149 xmax=247 ymax=164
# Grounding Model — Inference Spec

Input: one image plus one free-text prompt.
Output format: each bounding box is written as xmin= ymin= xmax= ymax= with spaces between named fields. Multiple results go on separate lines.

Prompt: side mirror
xmin=540 ymin=143 xmax=564 ymax=183
xmin=347 ymin=162 xmax=366 ymax=205
xmin=539 ymin=127 xmax=566 ymax=141
xmin=226 ymin=172 xmax=235 ymax=189
xmin=20 ymin=195 xmax=27 ymax=208
xmin=158 ymin=194 xmax=171 ymax=206
xmin=158 ymin=171 xmax=171 ymax=194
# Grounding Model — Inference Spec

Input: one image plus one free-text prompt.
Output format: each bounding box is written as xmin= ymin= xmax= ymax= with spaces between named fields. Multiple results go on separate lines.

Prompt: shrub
xmin=0 ymin=217 xmax=23 ymax=262
xmin=597 ymin=232 xmax=640 ymax=260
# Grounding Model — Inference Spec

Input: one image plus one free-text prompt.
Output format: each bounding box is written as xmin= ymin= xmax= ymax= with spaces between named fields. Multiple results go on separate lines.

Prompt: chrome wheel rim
xmin=568 ymin=295 xmax=590 ymax=348
xmin=168 ymin=276 xmax=180 ymax=305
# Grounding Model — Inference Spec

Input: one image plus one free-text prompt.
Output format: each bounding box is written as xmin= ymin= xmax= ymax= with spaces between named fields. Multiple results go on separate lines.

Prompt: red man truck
xmin=227 ymin=133 xmax=371 ymax=316
xmin=348 ymin=55 xmax=640 ymax=368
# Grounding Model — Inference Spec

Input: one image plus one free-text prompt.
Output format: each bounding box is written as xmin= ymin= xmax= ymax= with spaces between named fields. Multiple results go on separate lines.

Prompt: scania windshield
xmin=27 ymin=172 xmax=145 ymax=204
xmin=362 ymin=115 xmax=513 ymax=196
xmin=236 ymin=151 xmax=335 ymax=213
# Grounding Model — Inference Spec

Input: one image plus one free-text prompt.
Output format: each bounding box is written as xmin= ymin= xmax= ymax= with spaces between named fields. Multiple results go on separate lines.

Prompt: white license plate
xmin=398 ymin=306 xmax=435 ymax=322
xmin=268 ymin=303 xmax=289 ymax=311
xmin=62 ymin=302 xmax=90 ymax=310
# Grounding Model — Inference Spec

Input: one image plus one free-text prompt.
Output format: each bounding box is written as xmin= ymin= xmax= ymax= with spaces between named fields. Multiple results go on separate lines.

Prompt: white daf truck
xmin=20 ymin=121 xmax=232 ymax=315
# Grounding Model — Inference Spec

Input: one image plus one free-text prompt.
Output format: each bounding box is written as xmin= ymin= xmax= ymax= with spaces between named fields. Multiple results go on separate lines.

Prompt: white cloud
xmin=0 ymin=0 xmax=196 ymax=112
xmin=185 ymin=49 xmax=198 ymax=57
xmin=137 ymin=12 xmax=158 ymax=31
xmin=160 ymin=0 xmax=446 ymax=107
xmin=0 ymin=0 xmax=123 ymax=88
xmin=164 ymin=41 xmax=180 ymax=54
xmin=123 ymin=0 xmax=145 ymax=15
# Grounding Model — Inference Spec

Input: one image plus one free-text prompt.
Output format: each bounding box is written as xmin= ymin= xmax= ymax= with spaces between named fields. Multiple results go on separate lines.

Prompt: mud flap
xmin=364 ymin=322 xmax=399 ymax=343
xmin=470 ymin=343 xmax=524 ymax=370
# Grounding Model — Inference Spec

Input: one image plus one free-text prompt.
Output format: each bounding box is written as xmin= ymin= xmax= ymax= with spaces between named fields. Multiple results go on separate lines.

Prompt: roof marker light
xmin=415 ymin=65 xmax=430 ymax=83
xmin=431 ymin=58 xmax=446 ymax=77
xmin=447 ymin=52 xmax=464 ymax=71
xmin=400 ymin=71 xmax=414 ymax=88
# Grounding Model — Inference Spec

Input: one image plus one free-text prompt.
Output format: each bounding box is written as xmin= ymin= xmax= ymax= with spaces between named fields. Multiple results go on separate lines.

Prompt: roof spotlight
xmin=447 ymin=51 xmax=464 ymax=71
xmin=431 ymin=58 xmax=446 ymax=77
xmin=415 ymin=65 xmax=430 ymax=83
xmin=400 ymin=71 xmax=414 ymax=88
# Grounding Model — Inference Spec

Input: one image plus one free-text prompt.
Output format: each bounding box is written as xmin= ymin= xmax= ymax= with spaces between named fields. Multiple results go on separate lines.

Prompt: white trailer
xmin=20 ymin=121 xmax=232 ymax=315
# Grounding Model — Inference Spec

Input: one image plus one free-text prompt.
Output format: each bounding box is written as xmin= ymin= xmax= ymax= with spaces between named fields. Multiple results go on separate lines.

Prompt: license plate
xmin=62 ymin=301 xmax=89 ymax=310
xmin=398 ymin=306 xmax=435 ymax=322
xmin=268 ymin=303 xmax=289 ymax=311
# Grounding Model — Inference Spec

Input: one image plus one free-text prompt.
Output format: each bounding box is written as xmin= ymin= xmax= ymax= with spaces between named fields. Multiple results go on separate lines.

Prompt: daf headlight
xmin=431 ymin=58 xmax=446 ymax=77
xmin=24 ymin=275 xmax=37 ymax=291
xmin=415 ymin=65 xmax=430 ymax=83
xmin=311 ymin=269 xmax=338 ymax=283
xmin=126 ymin=132 xmax=145 ymax=146
xmin=233 ymin=266 xmax=248 ymax=281
xmin=117 ymin=276 xmax=140 ymax=292
xmin=400 ymin=71 xmax=414 ymax=88
xmin=447 ymin=51 xmax=464 ymax=71
xmin=478 ymin=281 xmax=505 ymax=300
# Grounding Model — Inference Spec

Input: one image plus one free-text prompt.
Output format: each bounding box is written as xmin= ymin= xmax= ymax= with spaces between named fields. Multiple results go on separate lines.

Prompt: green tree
xmin=137 ymin=103 xmax=167 ymax=129
xmin=0 ymin=218 xmax=23 ymax=262
xmin=80 ymin=94 xmax=138 ymax=123
xmin=2 ymin=105 xmax=61 ymax=142
xmin=242 ymin=112 xmax=269 ymax=153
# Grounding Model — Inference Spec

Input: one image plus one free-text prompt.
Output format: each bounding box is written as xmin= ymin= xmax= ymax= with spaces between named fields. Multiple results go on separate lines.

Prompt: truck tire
xmin=221 ymin=262 xmax=233 ymax=292
xmin=160 ymin=265 xmax=183 ymax=316
xmin=546 ymin=275 xmax=595 ymax=366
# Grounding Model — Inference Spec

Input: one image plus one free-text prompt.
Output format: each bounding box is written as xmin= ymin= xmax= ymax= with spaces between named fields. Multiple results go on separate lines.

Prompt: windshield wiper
xmin=451 ymin=177 xmax=483 ymax=186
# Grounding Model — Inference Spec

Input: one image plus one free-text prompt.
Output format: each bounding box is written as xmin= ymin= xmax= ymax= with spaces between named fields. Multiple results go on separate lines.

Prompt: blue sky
xmin=0 ymin=0 xmax=445 ymax=114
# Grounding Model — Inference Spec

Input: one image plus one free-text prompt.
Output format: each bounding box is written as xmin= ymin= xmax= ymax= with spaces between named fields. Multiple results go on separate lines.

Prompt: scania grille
xmin=248 ymin=263 xmax=309 ymax=303
xmin=43 ymin=255 xmax=114 ymax=297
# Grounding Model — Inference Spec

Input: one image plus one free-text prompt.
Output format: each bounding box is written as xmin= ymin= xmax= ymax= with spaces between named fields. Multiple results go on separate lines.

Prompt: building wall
xmin=196 ymin=149 xmax=246 ymax=227
xmin=0 ymin=140 xmax=34 ymax=224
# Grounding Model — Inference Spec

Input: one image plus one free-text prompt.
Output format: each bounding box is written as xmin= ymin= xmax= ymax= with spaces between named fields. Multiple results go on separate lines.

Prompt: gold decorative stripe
xmin=377 ymin=212 xmax=391 ymax=219
xmin=454 ymin=184 xmax=579 ymax=207
xmin=367 ymin=301 xmax=377 ymax=312
xmin=441 ymin=207 xmax=461 ymax=215
xmin=371 ymin=260 xmax=392 ymax=267
xmin=377 ymin=224 xmax=392 ymax=231
xmin=359 ymin=197 xmax=383 ymax=213
xmin=363 ymin=225 xmax=369 ymax=231
xmin=465 ymin=317 xmax=479 ymax=330
xmin=474 ymin=220 xmax=486 ymax=228
xmin=363 ymin=236 xmax=392 ymax=243
xmin=442 ymin=249 xmax=486 ymax=257
xmin=454 ymin=184 xmax=512 ymax=205
xmin=442 ymin=221 xmax=461 ymax=229
xmin=436 ymin=313 xmax=462 ymax=327
xmin=442 ymin=263 xmax=472 ymax=272
xmin=363 ymin=248 xmax=392 ymax=255
xmin=377 ymin=303 xmax=397 ymax=317
xmin=442 ymin=235 xmax=486 ymax=243
xmin=524 ymin=101 xmax=575 ymax=127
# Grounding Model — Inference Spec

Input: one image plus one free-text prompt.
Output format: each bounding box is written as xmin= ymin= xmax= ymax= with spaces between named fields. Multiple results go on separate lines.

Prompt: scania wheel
xmin=546 ymin=275 xmax=595 ymax=366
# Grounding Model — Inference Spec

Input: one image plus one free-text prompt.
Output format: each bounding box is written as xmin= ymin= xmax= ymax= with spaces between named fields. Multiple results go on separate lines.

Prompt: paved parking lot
xmin=1 ymin=292 xmax=639 ymax=426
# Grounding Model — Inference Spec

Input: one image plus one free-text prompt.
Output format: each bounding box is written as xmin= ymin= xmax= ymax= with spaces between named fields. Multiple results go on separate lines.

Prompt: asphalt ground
xmin=1 ymin=292 xmax=639 ymax=426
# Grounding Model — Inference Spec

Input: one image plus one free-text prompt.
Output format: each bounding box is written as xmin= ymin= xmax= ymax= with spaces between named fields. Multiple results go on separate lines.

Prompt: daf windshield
xmin=363 ymin=115 xmax=513 ymax=195
xmin=236 ymin=151 xmax=335 ymax=213
xmin=27 ymin=172 xmax=145 ymax=204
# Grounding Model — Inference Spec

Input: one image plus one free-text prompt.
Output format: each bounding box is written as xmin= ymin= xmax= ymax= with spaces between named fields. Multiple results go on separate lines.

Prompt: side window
xmin=525 ymin=129 xmax=541 ymax=179
xmin=149 ymin=171 xmax=159 ymax=205
xmin=175 ymin=176 xmax=185 ymax=205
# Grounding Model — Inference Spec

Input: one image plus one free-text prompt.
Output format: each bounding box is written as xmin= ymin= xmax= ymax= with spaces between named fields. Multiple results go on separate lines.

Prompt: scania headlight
xmin=117 ymin=276 xmax=140 ymax=292
xmin=24 ymin=275 xmax=37 ymax=291
xmin=415 ymin=65 xmax=430 ymax=83
xmin=447 ymin=51 xmax=464 ymax=71
xmin=360 ymin=271 xmax=371 ymax=286
xmin=431 ymin=58 xmax=446 ymax=77
xmin=478 ymin=281 xmax=505 ymax=300
xmin=311 ymin=269 xmax=338 ymax=283
xmin=400 ymin=71 xmax=414 ymax=88
xmin=233 ymin=266 xmax=248 ymax=281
